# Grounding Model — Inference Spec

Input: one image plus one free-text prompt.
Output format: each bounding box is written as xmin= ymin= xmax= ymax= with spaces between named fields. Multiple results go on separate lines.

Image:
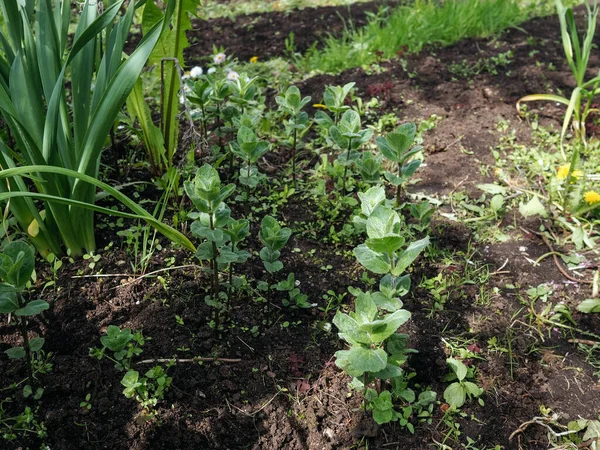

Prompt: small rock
xmin=323 ymin=427 xmax=335 ymax=440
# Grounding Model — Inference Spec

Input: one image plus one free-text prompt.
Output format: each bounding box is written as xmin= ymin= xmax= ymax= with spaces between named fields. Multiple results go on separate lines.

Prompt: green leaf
xmin=392 ymin=236 xmax=429 ymax=276
xmin=583 ymin=420 xmax=600 ymax=441
xmin=334 ymin=349 xmax=364 ymax=378
xmin=121 ymin=369 xmax=141 ymax=398
xmin=0 ymin=254 xmax=13 ymax=280
xmin=360 ymin=309 xmax=411 ymax=342
xmin=401 ymin=159 xmax=421 ymax=178
xmin=371 ymin=363 xmax=404 ymax=380
xmin=333 ymin=312 xmax=371 ymax=345
xmin=373 ymin=404 xmax=394 ymax=425
xmin=195 ymin=241 xmax=215 ymax=261
xmin=0 ymin=291 xmax=19 ymax=313
xmin=3 ymin=240 xmax=35 ymax=288
xmin=366 ymin=207 xmax=402 ymax=239
xmin=463 ymin=381 xmax=483 ymax=398
xmin=15 ymin=299 xmax=49 ymax=316
xmin=101 ymin=325 xmax=133 ymax=352
xmin=354 ymin=244 xmax=390 ymax=274
xmin=263 ymin=260 xmax=283 ymax=273
xmin=490 ymin=194 xmax=504 ymax=212
xmin=366 ymin=236 xmax=405 ymax=255
xmin=519 ymin=195 xmax=547 ymax=218
xmin=260 ymin=215 xmax=291 ymax=251
xmin=354 ymin=292 xmax=378 ymax=323
xmin=444 ymin=382 xmax=466 ymax=408
xmin=371 ymin=291 xmax=402 ymax=312
xmin=386 ymin=333 xmax=409 ymax=355
xmin=447 ymin=358 xmax=468 ymax=381
xmin=6 ymin=346 xmax=25 ymax=359
xmin=0 ymin=167 xmax=195 ymax=253
xmin=346 ymin=345 xmax=388 ymax=374
xmin=417 ymin=391 xmax=437 ymax=406
xmin=477 ymin=183 xmax=507 ymax=195
xmin=29 ymin=336 xmax=44 ymax=352
xmin=399 ymin=388 xmax=416 ymax=403
xmin=577 ymin=298 xmax=600 ymax=313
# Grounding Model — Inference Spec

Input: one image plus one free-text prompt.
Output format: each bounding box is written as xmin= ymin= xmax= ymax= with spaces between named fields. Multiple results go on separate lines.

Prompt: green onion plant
xmin=0 ymin=0 xmax=193 ymax=257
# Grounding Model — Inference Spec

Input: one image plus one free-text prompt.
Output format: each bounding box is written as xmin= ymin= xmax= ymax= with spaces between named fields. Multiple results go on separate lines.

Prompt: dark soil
xmin=2 ymin=2 xmax=600 ymax=450
xmin=185 ymin=0 xmax=404 ymax=63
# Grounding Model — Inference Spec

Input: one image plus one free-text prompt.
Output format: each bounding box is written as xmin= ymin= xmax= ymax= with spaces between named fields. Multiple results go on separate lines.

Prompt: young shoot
xmin=0 ymin=241 xmax=49 ymax=385
xmin=276 ymin=86 xmax=312 ymax=185
xmin=376 ymin=123 xmax=423 ymax=207
xmin=329 ymin=109 xmax=373 ymax=196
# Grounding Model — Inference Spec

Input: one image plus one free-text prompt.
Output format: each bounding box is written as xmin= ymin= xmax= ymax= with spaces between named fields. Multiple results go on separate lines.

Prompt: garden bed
xmin=1 ymin=2 xmax=600 ymax=450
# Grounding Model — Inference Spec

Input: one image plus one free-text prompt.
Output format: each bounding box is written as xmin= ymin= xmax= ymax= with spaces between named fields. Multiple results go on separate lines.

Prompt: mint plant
xmin=276 ymin=86 xmax=312 ymax=185
xmin=259 ymin=215 xmax=292 ymax=321
xmin=276 ymin=273 xmax=311 ymax=308
xmin=353 ymin=203 xmax=429 ymax=281
xmin=92 ymin=326 xmax=172 ymax=416
xmin=315 ymin=82 xmax=355 ymax=127
xmin=229 ymin=74 xmax=261 ymax=114
xmin=90 ymin=325 xmax=144 ymax=371
xmin=121 ymin=365 xmax=173 ymax=412
xmin=375 ymin=123 xmax=423 ymax=206
xmin=357 ymin=152 xmax=382 ymax=184
xmin=333 ymin=188 xmax=433 ymax=427
xmin=230 ymin=125 xmax=270 ymax=191
xmin=329 ymin=109 xmax=373 ymax=195
xmin=259 ymin=215 xmax=291 ymax=274
xmin=185 ymin=164 xmax=250 ymax=329
xmin=0 ymin=241 xmax=49 ymax=384
xmin=443 ymin=358 xmax=484 ymax=409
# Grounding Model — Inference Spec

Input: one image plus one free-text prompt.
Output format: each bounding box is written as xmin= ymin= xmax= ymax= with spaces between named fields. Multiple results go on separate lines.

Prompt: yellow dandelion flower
xmin=556 ymin=164 xmax=583 ymax=180
xmin=250 ymin=56 xmax=259 ymax=64
xmin=584 ymin=190 xmax=600 ymax=205
xmin=313 ymin=103 xmax=328 ymax=110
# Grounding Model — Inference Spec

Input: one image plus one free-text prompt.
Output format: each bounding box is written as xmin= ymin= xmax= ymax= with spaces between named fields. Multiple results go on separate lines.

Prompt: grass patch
xmin=294 ymin=0 xmax=583 ymax=74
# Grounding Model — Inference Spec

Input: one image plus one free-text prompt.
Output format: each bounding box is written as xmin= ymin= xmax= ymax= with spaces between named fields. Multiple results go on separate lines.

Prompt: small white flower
xmin=227 ymin=70 xmax=239 ymax=81
xmin=190 ymin=66 xmax=203 ymax=78
xmin=183 ymin=85 xmax=191 ymax=93
xmin=207 ymin=67 xmax=217 ymax=74
xmin=180 ymin=94 xmax=186 ymax=104
xmin=182 ymin=72 xmax=191 ymax=81
xmin=311 ymin=303 xmax=318 ymax=307
xmin=295 ymin=280 xmax=301 ymax=287
xmin=213 ymin=52 xmax=226 ymax=64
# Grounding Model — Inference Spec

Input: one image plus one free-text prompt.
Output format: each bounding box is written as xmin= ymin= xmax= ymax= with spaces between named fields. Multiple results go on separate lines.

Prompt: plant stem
xmin=226 ymin=264 xmax=233 ymax=322
xmin=292 ymin=127 xmax=297 ymax=186
xmin=18 ymin=314 xmax=34 ymax=385
xmin=342 ymin=138 xmax=352 ymax=197
xmin=209 ymin=213 xmax=220 ymax=332
xmin=395 ymin=162 xmax=402 ymax=207
xmin=363 ymin=372 xmax=368 ymax=414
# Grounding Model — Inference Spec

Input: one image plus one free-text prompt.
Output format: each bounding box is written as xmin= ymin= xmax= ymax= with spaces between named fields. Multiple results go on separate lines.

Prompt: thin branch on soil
xmin=136 ymin=357 xmax=242 ymax=364
xmin=568 ymin=338 xmax=600 ymax=347
xmin=489 ymin=257 xmax=510 ymax=276
xmin=521 ymin=228 xmax=594 ymax=284
xmin=509 ymin=416 xmax=578 ymax=442
xmin=442 ymin=135 xmax=463 ymax=152
xmin=448 ymin=175 xmax=469 ymax=201
xmin=226 ymin=392 xmax=280 ymax=417
xmin=236 ymin=336 xmax=255 ymax=352
xmin=71 ymin=264 xmax=204 ymax=287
